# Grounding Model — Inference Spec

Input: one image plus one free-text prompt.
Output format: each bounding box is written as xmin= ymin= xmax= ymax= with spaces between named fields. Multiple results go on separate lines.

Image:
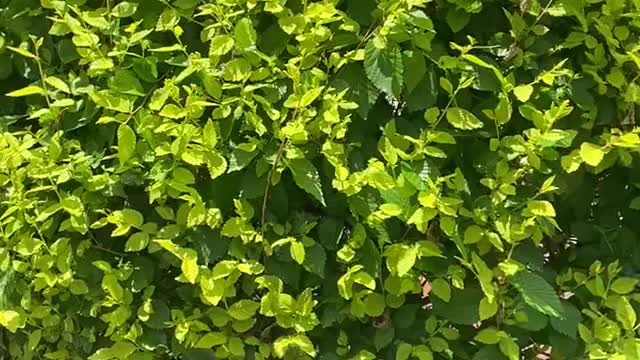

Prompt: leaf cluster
xmin=0 ymin=0 xmax=640 ymax=359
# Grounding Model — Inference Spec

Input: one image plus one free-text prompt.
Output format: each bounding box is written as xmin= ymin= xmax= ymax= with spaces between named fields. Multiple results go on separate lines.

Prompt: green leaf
xmin=613 ymin=296 xmax=636 ymax=330
xmin=297 ymin=87 xmax=324 ymax=108
xmin=181 ymin=250 xmax=199 ymax=284
xmin=515 ymin=305 xmax=548 ymax=331
xmin=474 ymin=327 xmax=501 ymax=344
xmin=223 ymin=58 xmax=251 ymax=82
xmin=385 ymin=244 xmax=418 ymax=277
xmin=149 ymin=44 xmax=183 ymax=52
xmin=210 ymin=35 xmax=235 ymax=56
xmin=89 ymin=342 xmax=136 ymax=360
xmin=579 ymin=142 xmax=604 ymax=166
xmin=396 ymin=342 xmax=413 ymax=360
xmin=120 ymin=208 xmax=143 ymax=228
xmin=159 ymin=104 xmax=185 ymax=119
xmin=195 ymin=332 xmax=227 ymax=348
xmin=446 ymin=108 xmax=484 ymax=130
xmin=109 ymin=70 xmax=144 ymax=96
xmin=424 ymin=108 xmax=440 ymax=124
xmin=513 ymin=84 xmax=533 ymax=102
xmin=432 ymin=286 xmax=482 ymax=325
xmin=6 ymin=85 xmax=44 ymax=97
xmin=273 ymin=334 xmax=316 ymax=358
xmin=305 ymin=243 xmax=326 ymax=278
xmin=156 ymin=9 xmax=179 ymax=31
xmin=61 ymin=196 xmax=84 ymax=217
xmin=374 ymin=327 xmax=395 ymax=351
xmin=494 ymin=94 xmax=512 ymax=125
xmin=117 ymin=123 xmax=136 ymax=165
xmin=45 ymin=77 xmax=70 ymax=93
xmin=102 ymin=274 xmax=123 ymax=301
xmin=7 ymin=46 xmax=37 ymax=59
xmin=431 ymin=278 xmax=451 ymax=302
xmin=413 ymin=345 xmax=433 ymax=360
xmin=89 ymin=89 xmax=133 ymax=113
xmin=446 ymin=8 xmax=470 ymax=32
xmin=428 ymin=337 xmax=448 ymax=352
xmin=111 ymin=2 xmax=138 ymax=17
xmin=28 ymin=329 xmax=42 ymax=351
xmin=0 ymin=310 xmax=25 ymax=333
xmin=526 ymin=200 xmax=556 ymax=217
xmin=363 ymin=293 xmax=385 ymax=317
xmin=228 ymin=300 xmax=260 ymax=321
xmin=472 ymin=253 xmax=496 ymax=303
xmin=207 ymin=152 xmax=228 ymax=180
xmin=69 ymin=279 xmax=89 ymax=295
xmin=234 ymin=18 xmax=257 ymax=49
xmin=380 ymin=203 xmax=403 ymax=217
xmin=290 ymin=242 xmax=305 ymax=265
xmin=550 ymin=302 xmax=581 ymax=339
xmin=89 ymin=58 xmax=115 ymax=72
xmin=611 ymin=277 xmax=639 ymax=294
xmin=287 ymin=158 xmax=326 ymax=206
xmin=278 ymin=15 xmax=306 ymax=34
xmin=479 ymin=297 xmax=498 ymax=320
xmin=403 ymin=50 xmax=427 ymax=94
xmin=498 ymin=337 xmax=519 ymax=360
xmin=511 ymin=271 xmax=562 ymax=317
xmin=364 ymin=40 xmax=404 ymax=99
xmin=202 ymin=72 xmax=222 ymax=99
xmin=464 ymin=225 xmax=484 ymax=244
xmin=125 ymin=232 xmax=149 ymax=252
xmin=472 ymin=346 xmax=508 ymax=360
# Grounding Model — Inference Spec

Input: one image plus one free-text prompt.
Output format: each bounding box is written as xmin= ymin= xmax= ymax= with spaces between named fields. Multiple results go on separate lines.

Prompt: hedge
xmin=0 ymin=0 xmax=640 ymax=359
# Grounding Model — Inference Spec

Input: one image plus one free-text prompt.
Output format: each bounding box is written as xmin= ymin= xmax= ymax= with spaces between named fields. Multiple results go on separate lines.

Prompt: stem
xmin=521 ymin=0 xmax=555 ymax=42
xmin=92 ymin=245 xmax=126 ymax=257
xmin=32 ymin=42 xmax=51 ymax=108
xmin=432 ymin=86 xmax=461 ymax=128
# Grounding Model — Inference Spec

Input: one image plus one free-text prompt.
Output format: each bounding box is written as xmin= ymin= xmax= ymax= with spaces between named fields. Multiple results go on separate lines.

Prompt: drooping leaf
xmin=550 ymin=302 xmax=581 ymax=339
xmin=117 ymin=123 xmax=136 ymax=165
xmin=511 ymin=271 xmax=562 ymax=318
xmin=364 ymin=40 xmax=403 ymax=99
xmin=286 ymin=158 xmax=326 ymax=206
xmin=446 ymin=108 xmax=484 ymax=130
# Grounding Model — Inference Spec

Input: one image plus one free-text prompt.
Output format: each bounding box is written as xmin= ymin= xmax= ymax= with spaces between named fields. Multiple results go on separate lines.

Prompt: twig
xmin=92 ymin=245 xmax=127 ymax=257
xmin=260 ymin=138 xmax=288 ymax=234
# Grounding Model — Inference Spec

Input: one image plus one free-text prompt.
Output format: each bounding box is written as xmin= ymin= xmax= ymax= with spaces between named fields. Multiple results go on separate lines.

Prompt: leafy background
xmin=0 ymin=0 xmax=640 ymax=359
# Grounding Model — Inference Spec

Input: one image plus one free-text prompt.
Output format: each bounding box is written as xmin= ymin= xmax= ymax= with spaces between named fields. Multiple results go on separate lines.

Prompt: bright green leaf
xmin=446 ymin=107 xmax=484 ymax=130
xmin=117 ymin=123 xmax=136 ymax=165
xmin=513 ymin=84 xmax=533 ymax=102
xmin=579 ymin=142 xmax=605 ymax=166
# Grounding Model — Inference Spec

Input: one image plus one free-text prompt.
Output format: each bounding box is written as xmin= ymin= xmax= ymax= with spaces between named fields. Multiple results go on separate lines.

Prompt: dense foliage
xmin=1 ymin=0 xmax=640 ymax=359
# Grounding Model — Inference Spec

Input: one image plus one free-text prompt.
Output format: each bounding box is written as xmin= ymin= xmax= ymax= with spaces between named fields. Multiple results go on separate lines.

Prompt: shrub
xmin=0 ymin=0 xmax=640 ymax=359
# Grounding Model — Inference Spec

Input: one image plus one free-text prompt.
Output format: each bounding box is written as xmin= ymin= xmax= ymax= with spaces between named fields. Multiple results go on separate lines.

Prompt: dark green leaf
xmin=364 ymin=40 xmax=403 ymax=99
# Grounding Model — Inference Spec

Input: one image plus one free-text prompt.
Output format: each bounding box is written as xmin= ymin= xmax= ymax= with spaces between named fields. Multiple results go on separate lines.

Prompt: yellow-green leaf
xmin=579 ymin=142 xmax=604 ymax=166
xmin=181 ymin=250 xmax=199 ymax=284
xmin=6 ymin=85 xmax=44 ymax=97
xmin=513 ymin=84 xmax=533 ymax=102
xmin=45 ymin=76 xmax=70 ymax=93
xmin=0 ymin=310 xmax=26 ymax=333
xmin=479 ymin=297 xmax=498 ymax=320
xmin=117 ymin=123 xmax=136 ymax=165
